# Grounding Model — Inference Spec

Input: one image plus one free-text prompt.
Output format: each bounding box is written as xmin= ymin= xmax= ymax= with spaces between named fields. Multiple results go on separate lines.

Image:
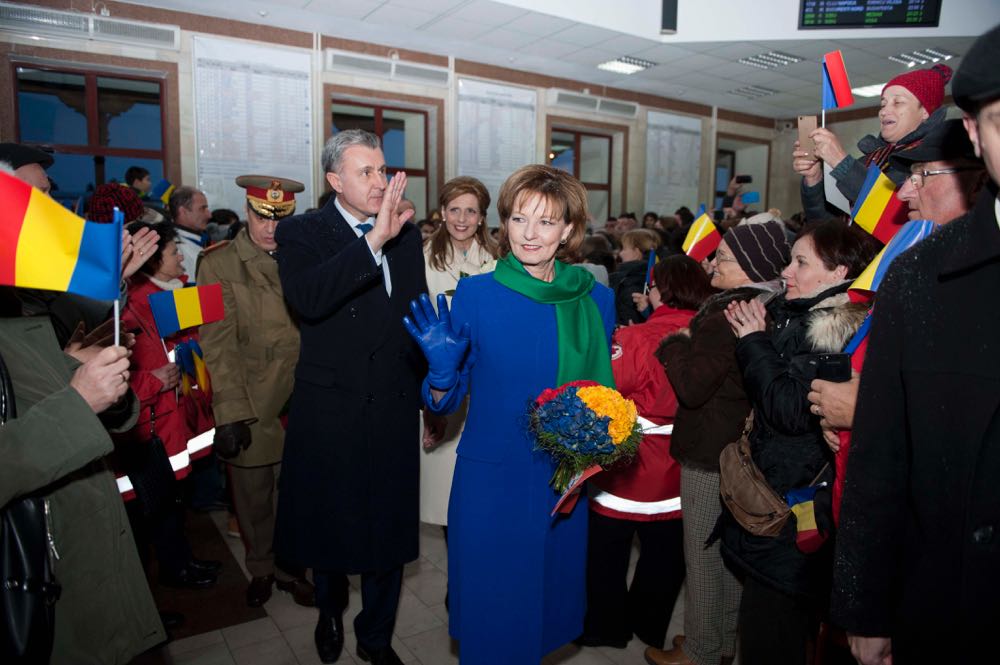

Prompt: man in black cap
xmin=0 ymin=142 xmax=53 ymax=193
xmin=893 ymin=119 xmax=988 ymax=224
xmin=831 ymin=24 xmax=1000 ymax=665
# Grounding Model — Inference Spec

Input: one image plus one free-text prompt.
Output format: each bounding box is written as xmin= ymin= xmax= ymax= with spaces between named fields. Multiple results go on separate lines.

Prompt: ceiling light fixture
xmin=888 ymin=48 xmax=955 ymax=68
xmin=851 ymin=83 xmax=887 ymax=98
xmin=726 ymin=85 xmax=778 ymax=100
xmin=596 ymin=56 xmax=656 ymax=75
xmin=738 ymin=51 xmax=804 ymax=70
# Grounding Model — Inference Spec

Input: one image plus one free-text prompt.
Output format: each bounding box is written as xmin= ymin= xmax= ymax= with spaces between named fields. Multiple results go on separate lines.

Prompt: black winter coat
xmin=831 ymin=184 xmax=1000 ymax=664
xmin=609 ymin=258 xmax=649 ymax=326
xmin=721 ymin=282 xmax=866 ymax=601
xmin=273 ymin=198 xmax=428 ymax=572
xmin=657 ymin=286 xmax=772 ymax=471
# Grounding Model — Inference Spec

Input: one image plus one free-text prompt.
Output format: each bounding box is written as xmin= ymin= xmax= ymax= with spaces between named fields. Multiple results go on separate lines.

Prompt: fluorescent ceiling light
xmin=739 ymin=51 xmax=804 ymax=70
xmin=852 ymin=83 xmax=886 ymax=98
xmin=597 ymin=56 xmax=655 ymax=75
xmin=726 ymin=85 xmax=777 ymax=100
xmin=888 ymin=48 xmax=955 ymax=68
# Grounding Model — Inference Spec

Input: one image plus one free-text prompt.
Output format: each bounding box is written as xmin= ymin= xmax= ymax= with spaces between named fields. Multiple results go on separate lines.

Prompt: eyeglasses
xmin=713 ymin=251 xmax=738 ymax=264
xmin=908 ymin=167 xmax=980 ymax=189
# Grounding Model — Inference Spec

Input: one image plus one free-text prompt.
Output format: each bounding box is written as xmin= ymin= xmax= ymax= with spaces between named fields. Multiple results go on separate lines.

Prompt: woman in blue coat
xmin=405 ymin=165 xmax=616 ymax=664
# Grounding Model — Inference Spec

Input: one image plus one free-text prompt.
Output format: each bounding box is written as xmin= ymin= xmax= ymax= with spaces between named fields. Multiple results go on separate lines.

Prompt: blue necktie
xmin=357 ymin=223 xmax=373 ymax=234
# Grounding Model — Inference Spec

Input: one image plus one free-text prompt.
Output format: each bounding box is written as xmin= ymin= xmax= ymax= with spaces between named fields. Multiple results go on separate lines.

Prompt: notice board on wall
xmin=644 ymin=111 xmax=702 ymax=217
xmin=457 ymin=78 xmax=537 ymax=225
xmin=192 ymin=36 xmax=314 ymax=216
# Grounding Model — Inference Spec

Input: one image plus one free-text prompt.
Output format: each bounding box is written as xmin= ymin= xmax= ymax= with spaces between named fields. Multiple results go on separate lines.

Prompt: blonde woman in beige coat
xmin=420 ymin=177 xmax=497 ymax=528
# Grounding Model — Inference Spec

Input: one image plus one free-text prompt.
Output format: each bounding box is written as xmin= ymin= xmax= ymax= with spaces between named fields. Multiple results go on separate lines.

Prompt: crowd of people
xmin=1 ymin=24 xmax=998 ymax=665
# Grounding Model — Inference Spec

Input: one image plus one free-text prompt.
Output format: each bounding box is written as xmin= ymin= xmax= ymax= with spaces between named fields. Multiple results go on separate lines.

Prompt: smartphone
xmin=811 ymin=353 xmax=851 ymax=382
xmin=741 ymin=191 xmax=760 ymax=205
xmin=735 ymin=174 xmax=753 ymax=184
xmin=712 ymin=209 xmax=726 ymax=223
xmin=798 ymin=115 xmax=818 ymax=155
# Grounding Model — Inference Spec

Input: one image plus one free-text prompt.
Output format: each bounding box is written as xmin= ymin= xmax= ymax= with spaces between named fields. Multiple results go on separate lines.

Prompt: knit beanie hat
xmin=89 ymin=183 xmax=145 ymax=223
xmin=883 ymin=63 xmax=953 ymax=114
xmin=724 ymin=220 xmax=791 ymax=283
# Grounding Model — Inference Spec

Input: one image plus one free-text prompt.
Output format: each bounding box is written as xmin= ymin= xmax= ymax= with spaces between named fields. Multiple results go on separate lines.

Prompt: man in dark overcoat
xmin=831 ymin=25 xmax=1000 ymax=665
xmin=274 ymin=129 xmax=426 ymax=665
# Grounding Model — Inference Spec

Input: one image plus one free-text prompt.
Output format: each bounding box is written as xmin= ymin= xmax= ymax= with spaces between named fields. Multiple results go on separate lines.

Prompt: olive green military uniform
xmin=197 ymin=228 xmax=300 ymax=580
xmin=0 ymin=316 xmax=164 ymax=664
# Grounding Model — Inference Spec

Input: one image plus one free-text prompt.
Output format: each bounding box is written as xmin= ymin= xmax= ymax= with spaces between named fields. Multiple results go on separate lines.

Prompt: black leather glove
xmin=214 ymin=421 xmax=252 ymax=459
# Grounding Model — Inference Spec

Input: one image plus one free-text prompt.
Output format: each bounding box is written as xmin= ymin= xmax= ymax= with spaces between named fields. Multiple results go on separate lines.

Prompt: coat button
xmin=366 ymin=393 xmax=375 ymax=404
xmin=369 ymin=352 xmax=376 ymax=361
xmin=972 ymin=525 xmax=994 ymax=544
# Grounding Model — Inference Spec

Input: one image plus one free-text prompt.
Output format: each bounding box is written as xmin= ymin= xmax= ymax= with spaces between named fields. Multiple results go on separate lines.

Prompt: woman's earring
xmin=559 ymin=238 xmax=567 ymax=245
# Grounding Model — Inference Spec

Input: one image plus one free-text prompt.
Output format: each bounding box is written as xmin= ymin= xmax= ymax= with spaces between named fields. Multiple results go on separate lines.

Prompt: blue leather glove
xmin=402 ymin=293 xmax=470 ymax=391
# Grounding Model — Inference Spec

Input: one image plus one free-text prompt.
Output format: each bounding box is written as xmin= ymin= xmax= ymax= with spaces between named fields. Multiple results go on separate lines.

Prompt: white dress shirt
xmin=335 ymin=197 xmax=391 ymax=296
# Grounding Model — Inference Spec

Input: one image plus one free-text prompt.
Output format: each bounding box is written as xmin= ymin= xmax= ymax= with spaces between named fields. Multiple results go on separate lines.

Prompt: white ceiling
xmin=120 ymin=0 xmax=991 ymax=119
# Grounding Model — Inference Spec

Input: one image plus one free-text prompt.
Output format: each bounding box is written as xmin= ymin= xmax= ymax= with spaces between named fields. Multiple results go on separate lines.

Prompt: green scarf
xmin=493 ymin=253 xmax=614 ymax=388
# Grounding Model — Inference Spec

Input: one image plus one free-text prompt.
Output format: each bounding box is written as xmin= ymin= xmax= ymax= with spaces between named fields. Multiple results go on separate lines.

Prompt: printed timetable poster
xmin=193 ymin=36 xmax=314 ymax=215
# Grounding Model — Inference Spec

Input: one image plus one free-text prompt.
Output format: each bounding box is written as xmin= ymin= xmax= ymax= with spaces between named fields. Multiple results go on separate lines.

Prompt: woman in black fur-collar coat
xmin=720 ymin=221 xmax=878 ymax=665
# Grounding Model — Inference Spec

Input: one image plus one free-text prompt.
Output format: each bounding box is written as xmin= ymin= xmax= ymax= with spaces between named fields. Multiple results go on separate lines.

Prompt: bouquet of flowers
xmin=528 ymin=380 xmax=643 ymax=493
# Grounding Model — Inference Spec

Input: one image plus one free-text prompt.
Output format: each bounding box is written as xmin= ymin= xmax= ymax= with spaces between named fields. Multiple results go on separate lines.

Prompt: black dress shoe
xmin=159 ymin=563 xmax=218 ymax=590
xmin=276 ymin=577 xmax=316 ymax=607
xmin=189 ymin=558 xmax=223 ymax=574
xmin=159 ymin=610 xmax=185 ymax=630
xmin=314 ymin=612 xmax=344 ymax=664
xmin=356 ymin=643 xmax=405 ymax=665
xmin=246 ymin=575 xmax=274 ymax=607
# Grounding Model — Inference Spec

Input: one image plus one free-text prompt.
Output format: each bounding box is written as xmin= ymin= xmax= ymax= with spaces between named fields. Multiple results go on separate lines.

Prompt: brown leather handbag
xmin=719 ymin=414 xmax=790 ymax=537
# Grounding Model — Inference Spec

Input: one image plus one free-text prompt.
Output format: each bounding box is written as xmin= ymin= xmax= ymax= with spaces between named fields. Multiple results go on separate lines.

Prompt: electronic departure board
xmin=800 ymin=0 xmax=941 ymax=29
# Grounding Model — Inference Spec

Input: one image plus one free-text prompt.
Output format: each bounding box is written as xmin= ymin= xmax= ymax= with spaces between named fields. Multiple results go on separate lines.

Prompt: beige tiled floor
xmin=150 ymin=515 xmax=687 ymax=665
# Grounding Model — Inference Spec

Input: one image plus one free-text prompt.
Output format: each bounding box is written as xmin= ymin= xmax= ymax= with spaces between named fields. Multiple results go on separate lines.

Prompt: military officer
xmin=197 ymin=175 xmax=313 ymax=607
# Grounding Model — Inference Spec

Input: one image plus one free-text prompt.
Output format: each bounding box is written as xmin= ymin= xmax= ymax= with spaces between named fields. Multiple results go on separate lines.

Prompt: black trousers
xmin=583 ymin=511 xmax=685 ymax=648
xmin=125 ymin=496 xmax=192 ymax=578
xmin=738 ymin=574 xmax=818 ymax=665
xmin=315 ymin=566 xmax=403 ymax=650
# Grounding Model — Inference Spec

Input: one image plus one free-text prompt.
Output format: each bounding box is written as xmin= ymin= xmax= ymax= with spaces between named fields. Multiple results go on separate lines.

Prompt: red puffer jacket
xmin=590 ymin=305 xmax=694 ymax=521
xmin=113 ymin=274 xmax=214 ymax=500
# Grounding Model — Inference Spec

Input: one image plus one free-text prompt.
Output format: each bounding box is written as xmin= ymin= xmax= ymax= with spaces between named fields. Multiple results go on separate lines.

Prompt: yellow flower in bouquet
xmin=576 ymin=385 xmax=638 ymax=445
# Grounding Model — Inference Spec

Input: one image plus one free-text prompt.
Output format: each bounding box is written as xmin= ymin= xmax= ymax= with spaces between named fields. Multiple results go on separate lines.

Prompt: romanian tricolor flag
xmin=148 ymin=283 xmax=225 ymax=338
xmin=849 ymin=219 xmax=937 ymax=301
xmin=644 ymin=249 xmax=659 ymax=286
xmin=0 ymin=171 xmax=121 ymax=301
xmin=682 ymin=212 xmax=722 ymax=262
xmin=787 ymin=484 xmax=827 ymax=553
xmin=851 ymin=164 xmax=909 ymax=243
xmin=822 ymin=50 xmax=854 ymax=110
xmin=150 ymin=178 xmax=175 ymax=206
xmin=175 ymin=339 xmax=212 ymax=397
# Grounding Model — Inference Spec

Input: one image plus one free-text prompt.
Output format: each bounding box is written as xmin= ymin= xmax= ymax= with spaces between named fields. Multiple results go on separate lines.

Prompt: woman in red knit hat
xmin=793 ymin=63 xmax=952 ymax=222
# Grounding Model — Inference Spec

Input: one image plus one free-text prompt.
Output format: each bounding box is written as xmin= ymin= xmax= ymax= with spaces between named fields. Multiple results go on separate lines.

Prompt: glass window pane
xmin=579 ymin=135 xmax=610 ymax=185
xmin=550 ymin=131 xmax=574 ymax=174
xmin=46 ymin=152 xmax=98 ymax=212
xmin=97 ymin=76 xmax=162 ymax=149
xmin=104 ymin=156 xmax=164 ymax=190
xmin=17 ymin=68 xmax=88 ymax=145
xmin=399 ymin=174 xmax=427 ymax=222
xmin=587 ymin=189 xmax=609 ymax=224
xmin=332 ymin=103 xmax=375 ymax=134
xmin=382 ymin=110 xmax=425 ymax=170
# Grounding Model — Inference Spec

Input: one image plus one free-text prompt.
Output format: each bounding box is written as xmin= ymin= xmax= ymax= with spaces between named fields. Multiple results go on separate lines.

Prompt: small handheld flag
xmin=174 ymin=339 xmax=212 ymax=396
xmin=148 ymin=283 xmax=225 ymax=338
xmin=822 ymin=50 xmax=854 ymax=110
xmin=851 ymin=165 xmax=909 ymax=243
xmin=0 ymin=171 xmax=122 ymax=301
xmin=644 ymin=250 xmax=658 ymax=287
xmin=150 ymin=179 xmax=175 ymax=206
xmin=787 ymin=484 xmax=828 ymax=553
xmin=849 ymin=219 xmax=937 ymax=300
xmin=682 ymin=211 xmax=722 ymax=263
